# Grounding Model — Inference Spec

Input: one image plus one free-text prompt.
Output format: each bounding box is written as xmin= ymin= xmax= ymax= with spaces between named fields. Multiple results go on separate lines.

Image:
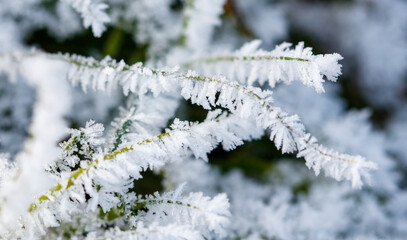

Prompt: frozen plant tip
xmin=185 ymin=41 xmax=343 ymax=93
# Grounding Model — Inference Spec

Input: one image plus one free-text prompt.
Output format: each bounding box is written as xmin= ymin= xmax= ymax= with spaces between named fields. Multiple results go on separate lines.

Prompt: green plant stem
xmin=28 ymin=131 xmax=171 ymax=212
xmin=99 ymin=198 xmax=201 ymax=222
xmin=178 ymin=0 xmax=195 ymax=46
xmin=182 ymin=55 xmax=310 ymax=68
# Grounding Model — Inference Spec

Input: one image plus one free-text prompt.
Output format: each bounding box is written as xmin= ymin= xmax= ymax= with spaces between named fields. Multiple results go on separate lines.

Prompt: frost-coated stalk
xmin=1 ymin=51 xmax=377 ymax=188
xmin=4 ymin=111 xmax=256 ymax=238
xmin=54 ymin=51 xmax=376 ymax=187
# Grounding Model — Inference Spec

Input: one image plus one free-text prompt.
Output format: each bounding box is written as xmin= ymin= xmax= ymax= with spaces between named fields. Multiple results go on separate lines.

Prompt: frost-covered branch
xmin=5 ymin=112 xmax=257 ymax=238
xmin=184 ymin=41 xmax=343 ymax=93
xmin=42 ymin=51 xmax=373 ymax=187
xmin=1 ymin=51 xmax=375 ymax=188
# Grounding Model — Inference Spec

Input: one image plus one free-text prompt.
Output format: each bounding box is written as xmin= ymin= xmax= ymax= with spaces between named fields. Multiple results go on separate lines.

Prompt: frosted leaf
xmin=63 ymin=0 xmax=111 ymax=37
xmin=125 ymin=184 xmax=230 ymax=238
xmin=185 ymin=41 xmax=343 ymax=93
xmin=51 ymin=120 xmax=105 ymax=174
xmin=181 ymin=0 xmax=226 ymax=52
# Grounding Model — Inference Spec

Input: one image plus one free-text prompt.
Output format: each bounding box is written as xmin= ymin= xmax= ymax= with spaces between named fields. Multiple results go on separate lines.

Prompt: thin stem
xmin=98 ymin=197 xmax=201 ymax=221
xmin=130 ymin=198 xmax=202 ymax=214
xmin=111 ymin=119 xmax=132 ymax=152
xmin=178 ymin=0 xmax=195 ymax=46
xmin=182 ymin=55 xmax=310 ymax=68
